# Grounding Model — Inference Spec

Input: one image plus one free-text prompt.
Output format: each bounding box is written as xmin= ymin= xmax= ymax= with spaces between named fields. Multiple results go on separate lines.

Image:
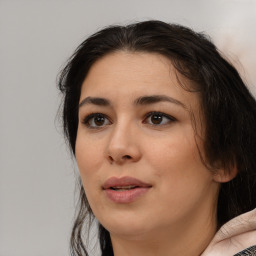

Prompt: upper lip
xmin=102 ymin=176 xmax=152 ymax=189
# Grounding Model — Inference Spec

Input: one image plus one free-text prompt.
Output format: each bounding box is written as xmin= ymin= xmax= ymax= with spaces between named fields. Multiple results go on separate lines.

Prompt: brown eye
xmin=144 ymin=112 xmax=176 ymax=126
xmin=151 ymin=114 xmax=163 ymax=124
xmin=93 ymin=115 xmax=105 ymax=126
xmin=83 ymin=113 xmax=111 ymax=128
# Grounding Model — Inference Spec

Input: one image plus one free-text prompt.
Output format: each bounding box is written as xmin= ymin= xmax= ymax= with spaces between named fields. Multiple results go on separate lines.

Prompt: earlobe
xmin=212 ymin=167 xmax=238 ymax=183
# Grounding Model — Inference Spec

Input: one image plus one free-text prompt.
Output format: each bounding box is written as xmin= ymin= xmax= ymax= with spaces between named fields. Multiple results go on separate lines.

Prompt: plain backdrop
xmin=0 ymin=0 xmax=255 ymax=255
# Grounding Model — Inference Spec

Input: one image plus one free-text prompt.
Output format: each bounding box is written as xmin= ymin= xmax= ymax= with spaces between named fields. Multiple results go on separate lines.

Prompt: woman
xmin=58 ymin=20 xmax=256 ymax=256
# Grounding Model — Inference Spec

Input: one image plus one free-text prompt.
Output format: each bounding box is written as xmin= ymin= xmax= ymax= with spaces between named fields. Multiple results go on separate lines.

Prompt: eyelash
xmin=82 ymin=113 xmax=112 ymax=129
xmin=143 ymin=112 xmax=176 ymax=126
xmin=82 ymin=112 xmax=176 ymax=129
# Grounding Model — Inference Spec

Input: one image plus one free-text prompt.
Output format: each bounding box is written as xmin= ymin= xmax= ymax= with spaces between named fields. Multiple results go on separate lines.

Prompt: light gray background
xmin=1 ymin=0 xmax=255 ymax=255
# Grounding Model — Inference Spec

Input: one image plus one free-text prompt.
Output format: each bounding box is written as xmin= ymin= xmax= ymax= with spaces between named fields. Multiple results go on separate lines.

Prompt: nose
xmin=106 ymin=121 xmax=142 ymax=165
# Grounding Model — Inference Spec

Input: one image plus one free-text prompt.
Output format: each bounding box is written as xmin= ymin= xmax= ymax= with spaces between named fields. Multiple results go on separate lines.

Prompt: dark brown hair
xmin=58 ymin=20 xmax=256 ymax=256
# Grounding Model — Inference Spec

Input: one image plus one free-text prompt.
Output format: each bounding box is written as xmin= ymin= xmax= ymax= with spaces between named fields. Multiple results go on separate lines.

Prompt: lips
xmin=103 ymin=176 xmax=152 ymax=190
xmin=103 ymin=176 xmax=152 ymax=203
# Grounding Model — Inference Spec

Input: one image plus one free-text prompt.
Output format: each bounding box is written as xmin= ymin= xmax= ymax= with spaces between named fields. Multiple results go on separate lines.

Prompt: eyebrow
xmin=79 ymin=97 xmax=111 ymax=108
xmin=134 ymin=95 xmax=186 ymax=109
xmin=79 ymin=95 xmax=186 ymax=109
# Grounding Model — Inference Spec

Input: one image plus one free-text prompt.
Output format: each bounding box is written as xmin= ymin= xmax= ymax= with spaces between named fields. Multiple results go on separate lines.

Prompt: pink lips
xmin=103 ymin=176 xmax=152 ymax=203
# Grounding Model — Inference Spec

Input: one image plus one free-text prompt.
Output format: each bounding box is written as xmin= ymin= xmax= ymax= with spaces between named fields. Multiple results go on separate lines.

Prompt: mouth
xmin=103 ymin=176 xmax=152 ymax=203
xmin=103 ymin=176 xmax=152 ymax=190
xmin=109 ymin=185 xmax=139 ymax=191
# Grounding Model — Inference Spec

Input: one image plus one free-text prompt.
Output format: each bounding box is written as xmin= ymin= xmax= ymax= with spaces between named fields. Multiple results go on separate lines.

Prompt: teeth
xmin=111 ymin=185 xmax=136 ymax=191
xmin=115 ymin=186 xmax=136 ymax=189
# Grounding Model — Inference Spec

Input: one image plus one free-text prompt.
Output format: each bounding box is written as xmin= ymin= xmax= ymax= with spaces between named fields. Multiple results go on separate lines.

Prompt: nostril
xmin=108 ymin=156 xmax=114 ymax=162
xmin=108 ymin=154 xmax=132 ymax=164
xmin=123 ymin=155 xmax=132 ymax=159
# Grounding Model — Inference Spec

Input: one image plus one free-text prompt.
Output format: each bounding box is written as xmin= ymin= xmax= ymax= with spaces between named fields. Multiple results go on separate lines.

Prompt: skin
xmin=75 ymin=51 xmax=231 ymax=256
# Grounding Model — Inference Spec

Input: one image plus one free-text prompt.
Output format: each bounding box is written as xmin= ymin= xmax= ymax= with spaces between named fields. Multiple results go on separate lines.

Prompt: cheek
xmin=75 ymin=135 xmax=106 ymax=213
xmin=145 ymin=130 xmax=201 ymax=174
xmin=75 ymin=131 xmax=105 ymax=184
xmin=145 ymin=131 xmax=212 ymax=199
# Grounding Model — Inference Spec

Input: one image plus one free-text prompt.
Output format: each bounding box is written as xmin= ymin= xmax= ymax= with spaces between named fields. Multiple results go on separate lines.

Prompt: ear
xmin=212 ymin=166 xmax=238 ymax=183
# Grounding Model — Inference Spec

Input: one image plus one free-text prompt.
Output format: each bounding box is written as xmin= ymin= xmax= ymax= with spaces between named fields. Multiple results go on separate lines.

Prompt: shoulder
xmin=202 ymin=209 xmax=256 ymax=256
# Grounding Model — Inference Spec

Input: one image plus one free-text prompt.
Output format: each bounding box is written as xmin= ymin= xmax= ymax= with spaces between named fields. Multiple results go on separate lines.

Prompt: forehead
xmin=80 ymin=51 xmax=200 ymax=109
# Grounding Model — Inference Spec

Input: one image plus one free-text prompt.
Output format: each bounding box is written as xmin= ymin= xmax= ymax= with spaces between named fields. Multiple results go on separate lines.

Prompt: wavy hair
xmin=58 ymin=20 xmax=256 ymax=256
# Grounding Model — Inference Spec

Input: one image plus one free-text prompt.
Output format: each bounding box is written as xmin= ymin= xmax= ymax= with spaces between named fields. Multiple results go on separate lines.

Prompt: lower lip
xmin=104 ymin=187 xmax=151 ymax=203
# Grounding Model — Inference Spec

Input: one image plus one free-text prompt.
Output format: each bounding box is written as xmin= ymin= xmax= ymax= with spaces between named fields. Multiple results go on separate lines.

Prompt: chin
xmin=98 ymin=212 xmax=152 ymax=239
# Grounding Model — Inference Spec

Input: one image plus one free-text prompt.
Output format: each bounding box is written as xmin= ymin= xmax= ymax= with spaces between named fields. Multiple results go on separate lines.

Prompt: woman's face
xmin=76 ymin=51 xmax=220 ymax=240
